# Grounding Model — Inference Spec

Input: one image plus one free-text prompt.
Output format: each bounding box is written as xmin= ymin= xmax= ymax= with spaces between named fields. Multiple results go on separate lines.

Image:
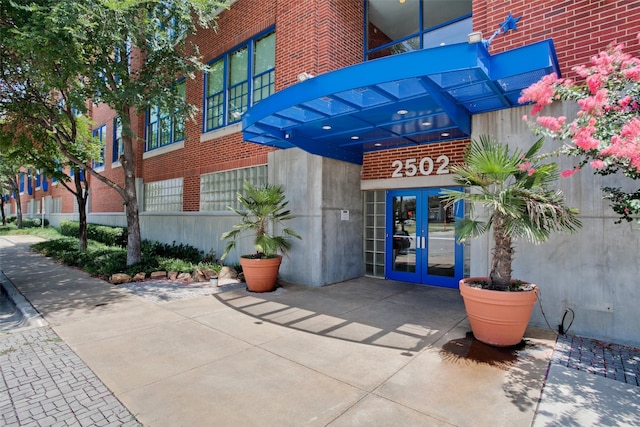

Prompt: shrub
xmin=21 ymin=218 xmax=49 ymax=228
xmin=141 ymin=240 xmax=203 ymax=263
xmin=59 ymin=220 xmax=127 ymax=247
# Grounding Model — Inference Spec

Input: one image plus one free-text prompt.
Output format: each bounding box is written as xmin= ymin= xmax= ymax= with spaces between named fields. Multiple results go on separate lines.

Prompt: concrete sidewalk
xmin=1 ymin=235 xmax=638 ymax=426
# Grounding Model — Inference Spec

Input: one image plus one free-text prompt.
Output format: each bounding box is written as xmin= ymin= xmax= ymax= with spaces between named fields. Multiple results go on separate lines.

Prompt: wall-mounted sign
xmin=341 ymin=210 xmax=349 ymax=221
xmin=391 ymin=155 xmax=450 ymax=178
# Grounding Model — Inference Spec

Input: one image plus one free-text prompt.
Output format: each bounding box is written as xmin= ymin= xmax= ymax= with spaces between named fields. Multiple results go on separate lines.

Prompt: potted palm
xmin=221 ymin=180 xmax=301 ymax=292
xmin=442 ymin=136 xmax=581 ymax=346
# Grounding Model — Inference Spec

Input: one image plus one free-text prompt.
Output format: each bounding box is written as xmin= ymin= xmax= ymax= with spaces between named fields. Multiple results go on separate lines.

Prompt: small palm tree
xmin=442 ymin=135 xmax=581 ymax=291
xmin=221 ymin=180 xmax=301 ymax=260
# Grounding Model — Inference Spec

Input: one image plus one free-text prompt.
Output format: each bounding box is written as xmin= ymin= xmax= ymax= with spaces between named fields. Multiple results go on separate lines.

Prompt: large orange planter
xmin=239 ymin=255 xmax=282 ymax=293
xmin=459 ymin=277 xmax=539 ymax=347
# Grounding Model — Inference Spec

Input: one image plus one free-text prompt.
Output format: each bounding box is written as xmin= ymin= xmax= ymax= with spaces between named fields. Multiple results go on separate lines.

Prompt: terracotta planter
xmin=239 ymin=255 xmax=282 ymax=293
xmin=459 ymin=277 xmax=539 ymax=347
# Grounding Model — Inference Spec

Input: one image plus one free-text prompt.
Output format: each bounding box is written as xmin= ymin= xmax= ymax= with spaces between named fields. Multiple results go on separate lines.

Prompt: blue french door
xmin=386 ymin=188 xmax=463 ymax=288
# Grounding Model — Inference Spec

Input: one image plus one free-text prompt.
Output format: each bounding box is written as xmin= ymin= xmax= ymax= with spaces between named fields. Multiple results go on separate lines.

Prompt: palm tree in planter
xmin=221 ymin=180 xmax=301 ymax=292
xmin=442 ymin=135 xmax=581 ymax=346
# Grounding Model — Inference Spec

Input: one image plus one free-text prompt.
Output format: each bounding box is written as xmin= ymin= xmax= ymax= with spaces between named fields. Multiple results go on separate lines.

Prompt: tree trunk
xmin=489 ymin=213 xmax=513 ymax=291
xmin=124 ymin=182 xmax=141 ymax=266
xmin=1 ymin=197 xmax=6 ymax=226
xmin=73 ymin=169 xmax=88 ymax=250
xmin=120 ymin=109 xmax=142 ymax=266
xmin=12 ymin=177 xmax=23 ymax=229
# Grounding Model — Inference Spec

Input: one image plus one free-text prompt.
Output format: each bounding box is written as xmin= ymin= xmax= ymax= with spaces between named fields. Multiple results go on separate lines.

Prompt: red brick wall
xmin=475 ymin=1 xmax=640 ymax=80
xmin=362 ymin=140 xmax=469 ymax=181
xmin=87 ymin=103 xmax=127 ymax=213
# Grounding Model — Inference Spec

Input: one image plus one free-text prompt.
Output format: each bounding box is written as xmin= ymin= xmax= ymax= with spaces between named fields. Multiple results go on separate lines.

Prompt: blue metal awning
xmin=242 ymin=40 xmax=559 ymax=165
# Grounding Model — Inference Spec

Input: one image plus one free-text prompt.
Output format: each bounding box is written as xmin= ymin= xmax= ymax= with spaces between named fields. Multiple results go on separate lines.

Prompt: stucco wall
xmin=473 ymin=103 xmax=640 ymax=347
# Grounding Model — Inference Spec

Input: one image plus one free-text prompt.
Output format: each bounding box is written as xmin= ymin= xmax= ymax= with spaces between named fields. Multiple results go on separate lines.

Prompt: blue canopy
xmin=243 ymin=40 xmax=559 ymax=164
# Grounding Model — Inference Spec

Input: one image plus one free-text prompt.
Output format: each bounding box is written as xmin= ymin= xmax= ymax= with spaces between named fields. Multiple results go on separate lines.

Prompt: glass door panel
xmin=391 ymin=194 xmax=417 ymax=275
xmin=426 ymin=193 xmax=456 ymax=279
xmin=386 ymin=188 xmax=463 ymax=288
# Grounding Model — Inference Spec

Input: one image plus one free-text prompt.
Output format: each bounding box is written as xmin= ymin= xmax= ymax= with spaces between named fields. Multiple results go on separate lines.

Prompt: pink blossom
xmin=600 ymin=118 xmax=640 ymax=169
xmin=561 ymin=168 xmax=580 ymax=178
xmin=518 ymin=161 xmax=532 ymax=172
xmin=577 ymin=89 xmax=609 ymax=116
xmin=527 ymin=168 xmax=536 ymax=176
xmin=586 ymin=74 xmax=604 ymax=94
xmin=522 ymin=114 xmax=528 ymax=121
xmin=518 ymin=73 xmax=558 ymax=115
xmin=590 ymin=160 xmax=606 ymax=169
xmin=622 ymin=58 xmax=640 ymax=81
xmin=618 ymin=95 xmax=632 ymax=108
xmin=536 ymin=115 xmax=566 ymax=132
xmin=573 ymin=118 xmax=600 ymax=150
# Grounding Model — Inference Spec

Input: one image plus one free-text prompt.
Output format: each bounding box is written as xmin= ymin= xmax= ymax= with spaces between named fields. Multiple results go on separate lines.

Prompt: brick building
xmin=8 ymin=0 xmax=640 ymax=346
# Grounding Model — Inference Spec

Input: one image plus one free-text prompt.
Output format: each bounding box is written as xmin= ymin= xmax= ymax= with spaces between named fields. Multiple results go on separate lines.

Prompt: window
xmin=113 ymin=116 xmax=124 ymax=163
xmin=19 ymin=172 xmax=24 ymax=194
xmin=366 ymin=0 xmax=472 ymax=60
xmin=204 ymin=29 xmax=275 ymax=132
xmin=200 ymin=165 xmax=267 ymax=211
xmin=145 ymin=80 xmax=185 ymax=151
xmin=92 ymin=124 xmax=106 ymax=169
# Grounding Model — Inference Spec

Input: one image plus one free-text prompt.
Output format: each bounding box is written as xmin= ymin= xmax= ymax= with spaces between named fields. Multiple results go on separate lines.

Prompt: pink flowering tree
xmin=519 ymin=36 xmax=640 ymax=224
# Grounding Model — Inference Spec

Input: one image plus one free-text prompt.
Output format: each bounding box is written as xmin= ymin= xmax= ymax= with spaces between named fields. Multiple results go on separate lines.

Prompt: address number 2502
xmin=391 ymin=155 xmax=450 ymax=178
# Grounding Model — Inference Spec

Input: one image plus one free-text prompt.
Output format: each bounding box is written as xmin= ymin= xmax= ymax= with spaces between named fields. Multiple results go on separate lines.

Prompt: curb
xmin=0 ymin=270 xmax=48 ymax=330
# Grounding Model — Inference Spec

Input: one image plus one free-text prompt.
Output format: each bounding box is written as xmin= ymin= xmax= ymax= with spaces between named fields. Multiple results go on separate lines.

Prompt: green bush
xmin=31 ymin=226 xmax=227 ymax=280
xmin=141 ymin=240 xmax=203 ymax=263
xmin=6 ymin=216 xmax=17 ymax=223
xmin=59 ymin=220 xmax=127 ymax=247
xmin=21 ymin=217 xmax=49 ymax=228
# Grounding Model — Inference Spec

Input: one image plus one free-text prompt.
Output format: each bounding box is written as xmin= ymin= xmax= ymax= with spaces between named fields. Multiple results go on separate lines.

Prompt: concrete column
xmin=269 ymin=148 xmax=364 ymax=287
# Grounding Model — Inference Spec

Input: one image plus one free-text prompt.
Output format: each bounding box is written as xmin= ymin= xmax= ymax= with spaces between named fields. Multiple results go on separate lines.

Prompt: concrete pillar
xmin=269 ymin=148 xmax=364 ymax=286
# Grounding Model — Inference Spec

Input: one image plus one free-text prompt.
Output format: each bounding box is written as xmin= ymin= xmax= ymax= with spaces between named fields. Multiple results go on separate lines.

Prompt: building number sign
xmin=391 ymin=155 xmax=450 ymax=178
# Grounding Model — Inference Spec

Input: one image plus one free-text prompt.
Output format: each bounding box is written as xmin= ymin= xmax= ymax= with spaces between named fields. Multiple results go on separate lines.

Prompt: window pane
xmin=253 ymin=70 xmax=274 ymax=104
xmin=422 ymin=0 xmax=471 ymax=30
xmin=367 ymin=0 xmax=419 ymax=51
xmin=207 ymin=59 xmax=224 ymax=96
xmin=229 ymin=46 xmax=248 ymax=86
xmin=422 ymin=16 xmax=472 ymax=49
xmin=367 ymin=37 xmax=420 ymax=60
xmin=113 ymin=116 xmax=123 ymax=162
xmin=254 ymin=32 xmax=275 ymax=75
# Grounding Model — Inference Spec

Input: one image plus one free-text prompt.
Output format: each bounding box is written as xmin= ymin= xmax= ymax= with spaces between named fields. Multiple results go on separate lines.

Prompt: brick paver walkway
xmin=0 ymin=327 xmax=139 ymax=427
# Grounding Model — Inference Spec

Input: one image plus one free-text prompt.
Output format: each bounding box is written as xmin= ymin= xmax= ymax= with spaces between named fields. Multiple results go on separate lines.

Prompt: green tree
xmin=0 ymin=0 xmax=228 ymax=264
xmin=0 ymin=117 xmax=98 ymax=249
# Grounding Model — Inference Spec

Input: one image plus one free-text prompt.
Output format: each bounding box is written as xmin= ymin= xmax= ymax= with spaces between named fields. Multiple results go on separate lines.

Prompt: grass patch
xmin=0 ymin=224 xmax=62 ymax=240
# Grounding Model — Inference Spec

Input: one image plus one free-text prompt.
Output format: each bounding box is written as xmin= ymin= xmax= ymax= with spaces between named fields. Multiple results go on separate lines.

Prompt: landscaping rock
xmin=168 ymin=271 xmax=179 ymax=280
xmin=201 ymin=268 xmax=216 ymax=280
xmin=219 ymin=266 xmax=238 ymax=280
xmin=150 ymin=271 xmax=167 ymax=279
xmin=132 ymin=272 xmax=146 ymax=282
xmin=110 ymin=273 xmax=131 ymax=285
xmin=192 ymin=268 xmax=206 ymax=282
xmin=177 ymin=272 xmax=192 ymax=281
